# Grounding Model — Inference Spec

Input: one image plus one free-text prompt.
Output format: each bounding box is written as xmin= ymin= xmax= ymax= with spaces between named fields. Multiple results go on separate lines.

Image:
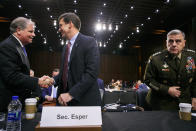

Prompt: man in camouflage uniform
xmin=144 ymin=29 xmax=196 ymax=110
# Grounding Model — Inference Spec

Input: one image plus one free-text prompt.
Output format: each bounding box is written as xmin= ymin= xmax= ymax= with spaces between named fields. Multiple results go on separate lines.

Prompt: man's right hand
xmin=168 ymin=86 xmax=181 ymax=98
xmin=38 ymin=75 xmax=54 ymax=88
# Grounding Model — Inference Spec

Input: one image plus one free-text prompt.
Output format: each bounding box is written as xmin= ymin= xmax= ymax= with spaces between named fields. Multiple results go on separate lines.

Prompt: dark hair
xmin=10 ymin=17 xmax=35 ymax=34
xmin=58 ymin=12 xmax=81 ymax=30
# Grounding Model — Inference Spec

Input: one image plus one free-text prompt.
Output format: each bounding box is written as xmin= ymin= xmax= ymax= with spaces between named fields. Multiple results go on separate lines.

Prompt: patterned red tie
xmin=62 ymin=41 xmax=71 ymax=90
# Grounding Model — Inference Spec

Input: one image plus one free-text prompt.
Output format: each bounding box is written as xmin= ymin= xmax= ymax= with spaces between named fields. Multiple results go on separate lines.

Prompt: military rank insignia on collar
xmin=186 ymin=56 xmax=195 ymax=73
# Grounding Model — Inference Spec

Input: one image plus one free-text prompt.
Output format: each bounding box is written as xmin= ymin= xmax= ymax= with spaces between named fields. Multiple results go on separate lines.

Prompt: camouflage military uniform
xmin=144 ymin=49 xmax=196 ymax=110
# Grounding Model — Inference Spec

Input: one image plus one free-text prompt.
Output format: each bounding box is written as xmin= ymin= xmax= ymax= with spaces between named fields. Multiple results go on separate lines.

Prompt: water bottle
xmin=6 ymin=96 xmax=22 ymax=131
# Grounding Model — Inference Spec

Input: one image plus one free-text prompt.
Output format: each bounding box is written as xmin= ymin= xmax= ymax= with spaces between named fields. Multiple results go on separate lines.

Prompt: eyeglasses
xmin=168 ymin=39 xmax=182 ymax=44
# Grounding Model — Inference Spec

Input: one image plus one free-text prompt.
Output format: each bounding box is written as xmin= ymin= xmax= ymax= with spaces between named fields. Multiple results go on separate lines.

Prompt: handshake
xmin=38 ymin=75 xmax=54 ymax=88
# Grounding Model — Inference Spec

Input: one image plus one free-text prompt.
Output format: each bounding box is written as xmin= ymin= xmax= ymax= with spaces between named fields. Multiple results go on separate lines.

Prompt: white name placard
xmin=40 ymin=106 xmax=102 ymax=127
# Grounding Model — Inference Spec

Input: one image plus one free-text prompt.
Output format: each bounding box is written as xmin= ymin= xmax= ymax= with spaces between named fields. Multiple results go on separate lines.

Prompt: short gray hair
xmin=10 ymin=17 xmax=35 ymax=34
xmin=167 ymin=29 xmax=185 ymax=40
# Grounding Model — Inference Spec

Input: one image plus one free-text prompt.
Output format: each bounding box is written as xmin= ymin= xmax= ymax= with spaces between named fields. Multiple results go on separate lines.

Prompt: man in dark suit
xmin=57 ymin=12 xmax=101 ymax=106
xmin=0 ymin=17 xmax=53 ymax=112
xmin=144 ymin=29 xmax=196 ymax=110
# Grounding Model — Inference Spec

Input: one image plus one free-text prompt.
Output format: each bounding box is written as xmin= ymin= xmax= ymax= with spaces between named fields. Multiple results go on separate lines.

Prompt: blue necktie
xmin=22 ymin=47 xmax=27 ymax=56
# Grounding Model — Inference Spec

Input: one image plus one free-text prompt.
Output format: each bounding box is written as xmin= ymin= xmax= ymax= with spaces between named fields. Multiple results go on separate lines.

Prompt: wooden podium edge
xmin=35 ymin=123 xmax=102 ymax=131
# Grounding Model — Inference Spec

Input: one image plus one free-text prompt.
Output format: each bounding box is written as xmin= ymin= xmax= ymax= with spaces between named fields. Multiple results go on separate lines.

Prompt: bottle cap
xmin=12 ymin=96 xmax=19 ymax=100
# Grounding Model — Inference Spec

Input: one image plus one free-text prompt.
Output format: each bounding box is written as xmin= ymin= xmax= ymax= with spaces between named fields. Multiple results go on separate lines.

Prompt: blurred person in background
xmin=42 ymin=68 xmax=60 ymax=102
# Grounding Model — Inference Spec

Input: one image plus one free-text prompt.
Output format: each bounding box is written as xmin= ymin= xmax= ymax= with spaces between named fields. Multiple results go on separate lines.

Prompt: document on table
xmin=191 ymin=113 xmax=196 ymax=117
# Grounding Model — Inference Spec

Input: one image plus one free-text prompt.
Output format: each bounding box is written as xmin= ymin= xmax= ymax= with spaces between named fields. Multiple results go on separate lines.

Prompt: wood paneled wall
xmin=99 ymin=54 xmax=139 ymax=84
xmin=29 ymin=51 xmax=140 ymax=84
xmin=28 ymin=18 xmax=196 ymax=84
xmin=29 ymin=51 xmax=61 ymax=77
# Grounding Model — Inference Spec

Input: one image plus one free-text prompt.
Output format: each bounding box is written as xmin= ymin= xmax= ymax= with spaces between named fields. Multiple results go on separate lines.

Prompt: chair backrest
xmin=103 ymin=91 xmax=120 ymax=105
xmin=102 ymin=91 xmax=137 ymax=105
xmin=119 ymin=91 xmax=137 ymax=105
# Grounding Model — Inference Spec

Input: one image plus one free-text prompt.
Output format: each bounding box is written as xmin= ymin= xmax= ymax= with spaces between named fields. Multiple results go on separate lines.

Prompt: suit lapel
xmin=11 ymin=35 xmax=30 ymax=70
xmin=16 ymin=46 xmax=30 ymax=70
xmin=179 ymin=51 xmax=187 ymax=73
xmin=165 ymin=56 xmax=177 ymax=72
xmin=165 ymin=51 xmax=187 ymax=73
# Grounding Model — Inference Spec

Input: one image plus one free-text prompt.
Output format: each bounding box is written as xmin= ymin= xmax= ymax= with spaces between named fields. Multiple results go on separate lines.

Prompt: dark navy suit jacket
xmin=0 ymin=35 xmax=39 ymax=112
xmin=57 ymin=33 xmax=101 ymax=106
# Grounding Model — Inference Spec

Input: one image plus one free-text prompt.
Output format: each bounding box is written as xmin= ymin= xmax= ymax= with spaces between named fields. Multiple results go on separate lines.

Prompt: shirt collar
xmin=12 ymin=34 xmax=24 ymax=47
xmin=66 ymin=32 xmax=79 ymax=45
xmin=167 ymin=50 xmax=182 ymax=60
xmin=177 ymin=53 xmax=182 ymax=59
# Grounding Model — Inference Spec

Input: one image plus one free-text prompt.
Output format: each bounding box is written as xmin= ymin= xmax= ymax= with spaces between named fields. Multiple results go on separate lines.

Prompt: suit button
xmin=177 ymin=75 xmax=180 ymax=78
xmin=177 ymin=81 xmax=180 ymax=84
